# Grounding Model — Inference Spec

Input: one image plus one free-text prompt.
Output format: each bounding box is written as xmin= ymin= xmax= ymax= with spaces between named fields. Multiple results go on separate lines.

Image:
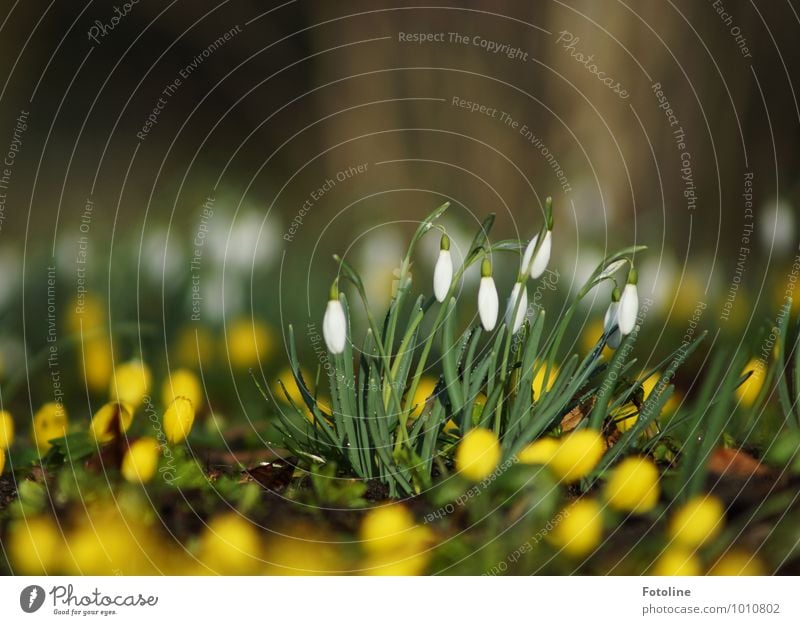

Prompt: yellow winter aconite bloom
xmin=517 ymin=437 xmax=559 ymax=465
xmin=82 ymin=338 xmax=113 ymax=394
xmin=362 ymin=548 xmax=430 ymax=576
xmin=410 ymin=376 xmax=438 ymax=418
xmin=32 ymin=402 xmax=68 ymax=453
xmin=531 ymin=363 xmax=558 ymax=400
xmin=89 ymin=402 xmax=134 ymax=443
xmin=668 ymin=495 xmax=725 ymax=548
xmin=7 ymin=516 xmax=63 ymax=574
xmin=360 ymin=504 xmax=417 ymax=554
xmin=121 ymin=438 xmax=160 ymax=484
xmin=226 ymin=318 xmax=274 ymax=369
xmin=263 ymin=524 xmax=345 ymax=575
xmin=174 ymin=325 xmax=215 ymax=369
xmin=0 ymin=448 xmax=4 ymax=474
xmin=162 ymin=368 xmax=203 ymax=410
xmin=736 ymin=358 xmax=766 ymax=407
xmin=0 ymin=409 xmax=14 ymax=448
xmin=67 ymin=293 xmax=106 ymax=334
xmin=163 ymin=396 xmax=196 ymax=445
xmin=455 ymin=427 xmax=501 ymax=481
xmin=651 ymin=547 xmax=702 ymax=576
xmin=548 ymin=429 xmax=605 ymax=482
xmin=709 ymin=550 xmax=766 ymax=576
xmin=200 ymin=513 xmax=262 ymax=574
xmin=272 ymin=366 xmax=310 ymax=405
xmin=549 ymin=499 xmax=604 ymax=557
xmin=604 ymin=457 xmax=660 ymax=514
xmin=110 ymin=360 xmax=152 ymax=410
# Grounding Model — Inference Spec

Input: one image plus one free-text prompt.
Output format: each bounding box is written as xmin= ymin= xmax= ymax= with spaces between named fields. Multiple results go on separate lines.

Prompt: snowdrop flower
xmin=433 ymin=233 xmax=453 ymax=302
xmin=603 ymin=287 xmax=622 ymax=349
xmin=617 ymin=268 xmax=639 ymax=336
xmin=505 ymin=280 xmax=528 ymax=334
xmin=323 ymin=280 xmax=347 ymax=354
xmin=521 ymin=229 xmax=552 ymax=279
xmin=478 ymin=258 xmax=499 ymax=331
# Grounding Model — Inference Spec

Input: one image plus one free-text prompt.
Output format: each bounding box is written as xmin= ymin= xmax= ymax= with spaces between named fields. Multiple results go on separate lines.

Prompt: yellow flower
xmin=163 ymin=396 xmax=196 ymax=445
xmin=651 ymin=547 xmax=702 ymax=576
xmin=580 ymin=319 xmax=614 ymax=357
xmin=121 ymin=438 xmax=160 ymax=483
xmin=668 ymin=495 xmax=724 ymax=548
xmin=709 ymin=550 xmax=766 ymax=576
xmin=548 ymin=429 xmax=605 ymax=482
xmin=0 ymin=409 xmax=14 ymax=449
xmin=549 ymin=499 xmax=604 ymax=557
xmin=110 ymin=360 xmax=152 ymax=410
xmin=604 ymin=456 xmax=660 ymax=514
xmin=226 ymin=318 xmax=274 ymax=369
xmin=0 ymin=448 xmax=4 ymax=474
xmin=67 ymin=293 xmax=106 ymax=334
xmin=7 ymin=516 xmax=63 ymax=574
xmin=517 ymin=437 xmax=559 ymax=465
xmin=32 ymin=402 xmax=68 ymax=453
xmin=736 ymin=358 xmax=766 ymax=407
xmin=272 ymin=366 xmax=309 ymax=405
xmin=532 ymin=363 xmax=558 ymax=400
xmin=200 ymin=513 xmax=262 ymax=574
xmin=174 ymin=326 xmax=215 ymax=369
xmin=89 ymin=402 xmax=134 ymax=443
xmin=455 ymin=427 xmax=501 ymax=481
xmin=263 ymin=523 xmax=345 ymax=575
xmin=82 ymin=338 xmax=113 ymax=394
xmin=162 ymin=368 xmax=203 ymax=410
xmin=360 ymin=504 xmax=418 ymax=554
xmin=410 ymin=376 xmax=438 ymax=418
xmin=362 ymin=548 xmax=430 ymax=576
xmin=615 ymin=373 xmax=680 ymax=433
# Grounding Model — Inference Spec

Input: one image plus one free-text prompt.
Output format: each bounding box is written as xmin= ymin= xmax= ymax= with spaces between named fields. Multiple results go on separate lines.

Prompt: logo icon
xmin=20 ymin=585 xmax=45 ymax=613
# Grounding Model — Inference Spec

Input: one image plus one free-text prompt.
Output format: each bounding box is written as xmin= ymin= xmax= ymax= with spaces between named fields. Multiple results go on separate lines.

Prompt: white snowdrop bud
xmin=505 ymin=280 xmax=528 ymax=334
xmin=478 ymin=258 xmax=499 ymax=331
xmin=617 ymin=268 xmax=639 ymax=336
xmin=323 ymin=280 xmax=347 ymax=354
xmin=604 ymin=287 xmax=622 ymax=349
xmin=433 ymin=234 xmax=453 ymax=303
xmin=521 ymin=229 xmax=552 ymax=279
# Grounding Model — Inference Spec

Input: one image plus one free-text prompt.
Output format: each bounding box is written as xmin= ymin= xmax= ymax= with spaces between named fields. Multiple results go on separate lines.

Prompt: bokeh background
xmin=0 ymin=0 xmax=798 ymax=428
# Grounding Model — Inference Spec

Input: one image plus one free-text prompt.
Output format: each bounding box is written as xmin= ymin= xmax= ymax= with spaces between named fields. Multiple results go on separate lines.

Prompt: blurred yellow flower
xmin=0 ymin=409 xmax=14 ymax=449
xmin=272 ymin=366 xmax=310 ymax=405
xmin=163 ymin=396 xmax=196 ymax=445
xmin=651 ymin=547 xmax=702 ymax=576
xmin=174 ymin=326 xmax=215 ymax=369
xmin=517 ymin=437 xmax=559 ymax=465
xmin=162 ymin=368 xmax=203 ymax=410
xmin=0 ymin=448 xmax=4 ymax=474
xmin=67 ymin=293 xmax=106 ymax=334
xmin=121 ymin=438 xmax=160 ymax=484
xmin=409 ymin=376 xmax=438 ymax=418
xmin=360 ymin=504 xmax=418 ymax=554
xmin=226 ymin=318 xmax=274 ymax=369
xmin=604 ymin=457 xmax=660 ymax=514
xmin=455 ymin=427 xmax=501 ymax=481
xmin=7 ymin=516 xmax=63 ymax=574
xmin=82 ymin=338 xmax=113 ymax=394
xmin=548 ymin=429 xmax=605 ymax=482
xmin=580 ymin=318 xmax=614 ymax=357
xmin=32 ymin=402 xmax=68 ymax=453
xmin=736 ymin=358 xmax=766 ymax=407
xmin=263 ymin=524 xmax=345 ymax=575
xmin=110 ymin=360 xmax=152 ymax=410
xmin=200 ymin=513 xmax=262 ymax=574
xmin=709 ymin=550 xmax=766 ymax=576
xmin=668 ymin=495 xmax=724 ymax=549
xmin=362 ymin=548 xmax=430 ymax=576
xmin=532 ymin=363 xmax=558 ymax=400
xmin=549 ymin=499 xmax=604 ymax=557
xmin=89 ymin=402 xmax=133 ymax=443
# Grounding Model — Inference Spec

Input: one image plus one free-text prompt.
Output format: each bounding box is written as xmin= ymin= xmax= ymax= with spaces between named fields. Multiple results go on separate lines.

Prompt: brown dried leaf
xmin=708 ymin=447 xmax=770 ymax=478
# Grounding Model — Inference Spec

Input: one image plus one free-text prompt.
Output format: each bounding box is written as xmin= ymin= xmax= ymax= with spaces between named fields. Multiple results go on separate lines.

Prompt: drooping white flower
xmin=617 ymin=268 xmax=639 ymax=336
xmin=433 ymin=233 xmax=453 ymax=302
xmin=521 ymin=229 xmax=552 ymax=279
xmin=603 ymin=287 xmax=622 ymax=349
xmin=323 ymin=281 xmax=347 ymax=354
xmin=478 ymin=258 xmax=499 ymax=331
xmin=505 ymin=281 xmax=528 ymax=334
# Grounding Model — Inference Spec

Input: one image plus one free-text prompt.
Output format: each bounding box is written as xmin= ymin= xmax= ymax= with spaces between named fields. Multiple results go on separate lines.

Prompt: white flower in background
xmin=359 ymin=230 xmax=405 ymax=309
xmin=521 ymin=229 xmax=552 ymax=279
xmin=478 ymin=258 xmax=499 ymax=331
xmin=758 ymin=198 xmax=795 ymax=253
xmin=141 ymin=226 xmax=184 ymax=288
xmin=505 ymin=280 xmax=528 ymax=334
xmin=617 ymin=268 xmax=639 ymax=336
xmin=208 ymin=209 xmax=279 ymax=273
xmin=323 ymin=280 xmax=347 ymax=354
xmin=433 ymin=233 xmax=453 ymax=302
xmin=603 ymin=287 xmax=622 ymax=349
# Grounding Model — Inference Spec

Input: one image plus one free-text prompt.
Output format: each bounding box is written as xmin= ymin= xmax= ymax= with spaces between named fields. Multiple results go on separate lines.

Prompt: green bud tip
xmin=440 ymin=233 xmax=450 ymax=251
xmin=611 ymin=286 xmax=621 ymax=302
xmin=481 ymin=257 xmax=492 ymax=278
xmin=329 ymin=279 xmax=339 ymax=300
xmin=545 ymin=196 xmax=554 ymax=230
xmin=627 ymin=266 xmax=638 ymax=285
